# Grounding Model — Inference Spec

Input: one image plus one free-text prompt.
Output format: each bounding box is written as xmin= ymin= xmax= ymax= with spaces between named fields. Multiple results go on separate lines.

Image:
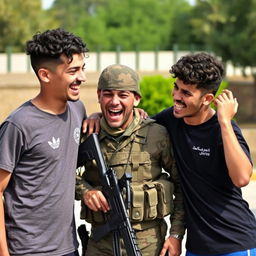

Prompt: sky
xmin=41 ymin=0 xmax=195 ymax=9
xmin=41 ymin=0 xmax=55 ymax=9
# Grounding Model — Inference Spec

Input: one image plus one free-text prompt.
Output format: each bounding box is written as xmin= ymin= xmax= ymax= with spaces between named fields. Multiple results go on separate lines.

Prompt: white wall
xmin=0 ymin=51 xmax=251 ymax=76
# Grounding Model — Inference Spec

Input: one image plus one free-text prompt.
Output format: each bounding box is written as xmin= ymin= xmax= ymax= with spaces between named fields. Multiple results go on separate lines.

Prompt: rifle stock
xmin=78 ymin=133 xmax=142 ymax=256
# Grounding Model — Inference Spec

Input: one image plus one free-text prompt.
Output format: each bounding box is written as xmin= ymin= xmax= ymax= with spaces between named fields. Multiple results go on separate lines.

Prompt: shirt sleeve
xmin=75 ymin=169 xmax=93 ymax=201
xmin=0 ymin=121 xmax=25 ymax=172
xmin=160 ymin=128 xmax=186 ymax=236
xmin=232 ymin=121 xmax=253 ymax=165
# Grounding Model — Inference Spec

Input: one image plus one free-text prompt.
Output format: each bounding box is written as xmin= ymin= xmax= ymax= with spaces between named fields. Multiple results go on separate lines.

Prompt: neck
xmin=184 ymin=107 xmax=215 ymax=126
xmin=31 ymin=94 xmax=67 ymax=115
xmin=101 ymin=109 xmax=141 ymax=137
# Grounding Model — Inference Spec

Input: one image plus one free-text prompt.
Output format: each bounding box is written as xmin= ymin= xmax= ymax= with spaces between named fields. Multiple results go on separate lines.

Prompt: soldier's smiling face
xmin=97 ymin=89 xmax=141 ymax=129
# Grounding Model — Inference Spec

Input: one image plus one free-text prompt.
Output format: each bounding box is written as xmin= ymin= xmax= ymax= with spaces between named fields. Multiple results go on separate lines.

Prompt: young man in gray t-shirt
xmin=0 ymin=28 xmax=88 ymax=256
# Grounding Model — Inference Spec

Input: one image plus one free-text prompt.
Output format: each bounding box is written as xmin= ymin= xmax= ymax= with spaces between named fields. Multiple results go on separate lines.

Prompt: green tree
xmin=0 ymin=0 xmax=59 ymax=52
xmin=51 ymin=0 xmax=189 ymax=51
xmin=139 ymin=75 xmax=174 ymax=116
xmin=191 ymin=0 xmax=256 ymax=120
xmin=168 ymin=2 xmax=201 ymax=50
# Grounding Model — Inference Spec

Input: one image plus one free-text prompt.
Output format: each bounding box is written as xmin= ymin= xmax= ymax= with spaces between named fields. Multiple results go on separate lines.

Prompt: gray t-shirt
xmin=0 ymin=100 xmax=86 ymax=256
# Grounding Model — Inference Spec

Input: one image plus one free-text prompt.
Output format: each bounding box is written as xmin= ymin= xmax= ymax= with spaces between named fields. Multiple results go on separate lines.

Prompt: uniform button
xmin=135 ymin=211 xmax=140 ymax=217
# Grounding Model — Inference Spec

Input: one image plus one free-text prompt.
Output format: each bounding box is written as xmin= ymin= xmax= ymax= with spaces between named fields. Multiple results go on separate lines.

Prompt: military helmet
xmin=98 ymin=64 xmax=141 ymax=96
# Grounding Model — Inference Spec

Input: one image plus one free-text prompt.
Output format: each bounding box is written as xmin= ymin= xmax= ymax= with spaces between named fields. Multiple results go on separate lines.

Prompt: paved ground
xmin=74 ymin=177 xmax=256 ymax=255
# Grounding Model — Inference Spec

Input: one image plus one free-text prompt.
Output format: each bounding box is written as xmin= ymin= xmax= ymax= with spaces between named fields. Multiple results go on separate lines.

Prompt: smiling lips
xmin=174 ymin=101 xmax=186 ymax=113
xmin=70 ymin=82 xmax=81 ymax=95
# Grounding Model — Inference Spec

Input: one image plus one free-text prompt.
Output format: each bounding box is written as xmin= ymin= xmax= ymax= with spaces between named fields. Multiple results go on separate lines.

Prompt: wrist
xmin=219 ymin=120 xmax=233 ymax=134
xmin=218 ymin=118 xmax=232 ymax=127
xmin=170 ymin=234 xmax=183 ymax=240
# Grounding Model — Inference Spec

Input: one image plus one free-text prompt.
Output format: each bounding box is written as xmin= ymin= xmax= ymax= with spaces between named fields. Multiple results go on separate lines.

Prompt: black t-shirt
xmin=154 ymin=107 xmax=256 ymax=254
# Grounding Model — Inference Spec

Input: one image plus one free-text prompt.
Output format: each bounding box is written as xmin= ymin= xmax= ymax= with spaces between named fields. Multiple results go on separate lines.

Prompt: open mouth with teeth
xmin=174 ymin=101 xmax=186 ymax=114
xmin=70 ymin=83 xmax=80 ymax=95
xmin=175 ymin=101 xmax=186 ymax=107
xmin=105 ymin=109 xmax=125 ymax=126
xmin=108 ymin=109 xmax=123 ymax=117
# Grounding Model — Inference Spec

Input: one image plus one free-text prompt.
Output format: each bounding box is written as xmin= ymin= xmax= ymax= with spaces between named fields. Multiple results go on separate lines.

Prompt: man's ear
xmin=38 ymin=68 xmax=50 ymax=83
xmin=133 ymin=94 xmax=141 ymax=107
xmin=97 ymin=89 xmax=101 ymax=102
xmin=203 ymin=93 xmax=215 ymax=106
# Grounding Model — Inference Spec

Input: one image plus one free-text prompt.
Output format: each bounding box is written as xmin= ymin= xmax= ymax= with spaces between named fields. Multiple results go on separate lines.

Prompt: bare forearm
xmin=220 ymin=121 xmax=252 ymax=187
xmin=0 ymin=170 xmax=11 ymax=255
xmin=0 ymin=197 xmax=10 ymax=256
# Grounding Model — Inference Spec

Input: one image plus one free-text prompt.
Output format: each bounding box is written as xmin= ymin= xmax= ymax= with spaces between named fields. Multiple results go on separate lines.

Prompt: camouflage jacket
xmin=76 ymin=116 xmax=185 ymax=236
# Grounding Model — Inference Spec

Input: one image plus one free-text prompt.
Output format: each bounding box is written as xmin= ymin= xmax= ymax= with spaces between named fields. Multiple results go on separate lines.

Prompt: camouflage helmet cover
xmin=98 ymin=64 xmax=141 ymax=96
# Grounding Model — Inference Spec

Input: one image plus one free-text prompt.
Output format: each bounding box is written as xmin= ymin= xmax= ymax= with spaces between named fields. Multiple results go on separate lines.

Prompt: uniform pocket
xmin=153 ymin=179 xmax=174 ymax=218
xmin=144 ymin=183 xmax=158 ymax=220
xmin=130 ymin=178 xmax=174 ymax=222
xmin=131 ymin=184 xmax=144 ymax=222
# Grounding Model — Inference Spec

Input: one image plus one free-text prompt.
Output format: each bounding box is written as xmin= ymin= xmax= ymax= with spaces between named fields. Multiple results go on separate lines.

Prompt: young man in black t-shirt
xmin=154 ymin=52 xmax=256 ymax=256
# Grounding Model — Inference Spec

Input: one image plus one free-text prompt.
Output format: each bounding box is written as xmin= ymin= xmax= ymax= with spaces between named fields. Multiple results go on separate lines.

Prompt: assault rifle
xmin=77 ymin=133 xmax=142 ymax=256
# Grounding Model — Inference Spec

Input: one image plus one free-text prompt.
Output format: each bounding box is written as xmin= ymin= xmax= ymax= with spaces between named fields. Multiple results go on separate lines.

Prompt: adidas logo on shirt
xmin=48 ymin=137 xmax=60 ymax=149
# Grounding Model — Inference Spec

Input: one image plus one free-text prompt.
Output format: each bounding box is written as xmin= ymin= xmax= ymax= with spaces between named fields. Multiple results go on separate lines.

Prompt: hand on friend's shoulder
xmin=82 ymin=112 xmax=102 ymax=135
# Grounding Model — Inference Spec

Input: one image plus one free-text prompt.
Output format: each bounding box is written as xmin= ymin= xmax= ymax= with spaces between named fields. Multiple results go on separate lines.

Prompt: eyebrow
xmin=67 ymin=63 xmax=85 ymax=71
xmin=174 ymin=82 xmax=193 ymax=95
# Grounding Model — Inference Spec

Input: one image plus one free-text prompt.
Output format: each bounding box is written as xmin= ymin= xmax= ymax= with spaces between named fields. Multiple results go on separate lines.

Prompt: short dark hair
xmin=26 ymin=28 xmax=88 ymax=74
xmin=170 ymin=52 xmax=225 ymax=95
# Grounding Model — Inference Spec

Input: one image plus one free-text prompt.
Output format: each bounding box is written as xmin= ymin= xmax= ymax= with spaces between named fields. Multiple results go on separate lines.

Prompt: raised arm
xmin=215 ymin=89 xmax=253 ymax=187
xmin=0 ymin=169 xmax=11 ymax=256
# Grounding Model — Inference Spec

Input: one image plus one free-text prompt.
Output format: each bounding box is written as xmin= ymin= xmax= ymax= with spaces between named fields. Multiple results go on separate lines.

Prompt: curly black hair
xmin=26 ymin=28 xmax=88 ymax=74
xmin=170 ymin=52 xmax=225 ymax=95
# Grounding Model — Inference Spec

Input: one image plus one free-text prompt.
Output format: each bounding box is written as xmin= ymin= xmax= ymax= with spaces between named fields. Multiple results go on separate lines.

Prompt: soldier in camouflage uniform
xmin=76 ymin=64 xmax=185 ymax=256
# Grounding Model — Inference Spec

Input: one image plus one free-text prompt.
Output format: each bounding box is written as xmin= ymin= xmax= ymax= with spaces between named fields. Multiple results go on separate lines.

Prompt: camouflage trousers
xmin=85 ymin=220 xmax=167 ymax=256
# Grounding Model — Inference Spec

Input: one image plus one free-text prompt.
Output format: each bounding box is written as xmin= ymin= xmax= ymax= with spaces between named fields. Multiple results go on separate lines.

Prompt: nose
xmin=110 ymin=94 xmax=120 ymax=105
xmin=172 ymin=89 xmax=181 ymax=101
xmin=78 ymin=70 xmax=86 ymax=82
